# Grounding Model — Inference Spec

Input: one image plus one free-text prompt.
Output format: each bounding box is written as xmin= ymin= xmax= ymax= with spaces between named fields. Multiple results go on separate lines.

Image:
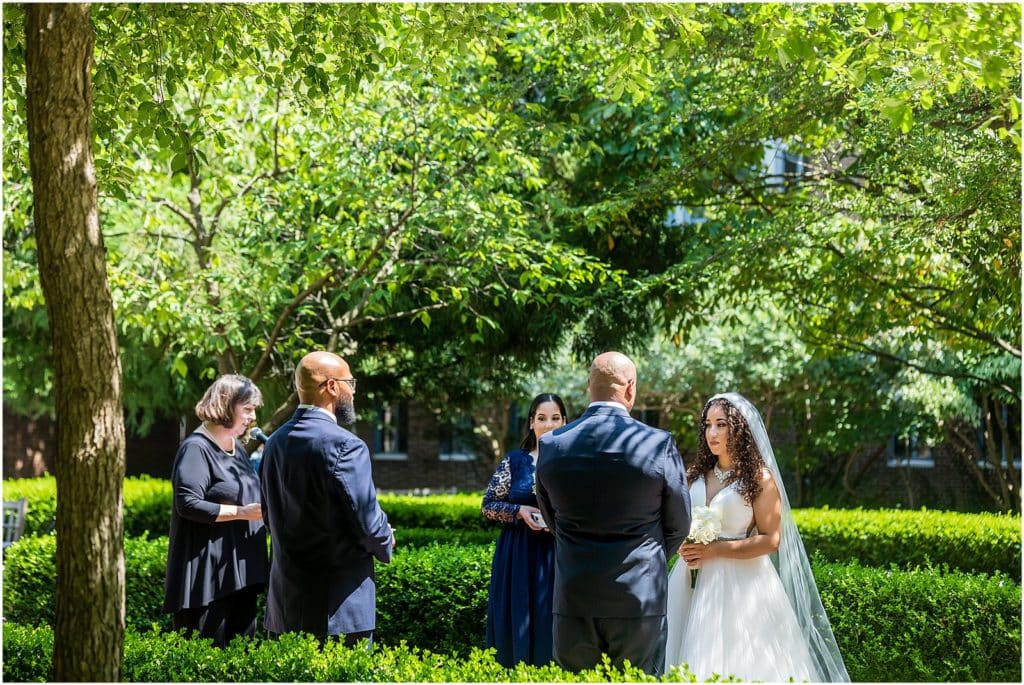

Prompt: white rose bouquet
xmin=687 ymin=506 xmax=722 ymax=545
xmin=683 ymin=505 xmax=722 ymax=587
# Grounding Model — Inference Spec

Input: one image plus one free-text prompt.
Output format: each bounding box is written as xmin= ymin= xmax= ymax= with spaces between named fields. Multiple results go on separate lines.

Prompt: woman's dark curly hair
xmin=687 ymin=398 xmax=765 ymax=504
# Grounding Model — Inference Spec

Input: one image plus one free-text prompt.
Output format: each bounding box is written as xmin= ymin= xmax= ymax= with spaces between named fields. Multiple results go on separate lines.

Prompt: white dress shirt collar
xmin=588 ymin=400 xmax=629 ymax=412
xmin=297 ymin=403 xmax=337 ymax=423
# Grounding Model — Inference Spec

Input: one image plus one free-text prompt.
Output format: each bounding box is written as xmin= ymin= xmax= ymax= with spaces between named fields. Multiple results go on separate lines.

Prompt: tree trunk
xmin=25 ymin=4 xmax=126 ymax=680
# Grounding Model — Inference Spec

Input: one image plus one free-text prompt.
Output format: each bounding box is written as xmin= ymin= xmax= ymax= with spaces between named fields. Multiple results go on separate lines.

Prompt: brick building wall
xmin=3 ymin=405 xmax=54 ymax=478
xmin=4 ymin=403 xmax=1006 ymax=510
xmin=355 ymin=402 xmax=496 ymax=492
xmin=2 ymin=405 xmax=184 ymax=480
xmin=3 ymin=402 xmax=496 ymax=492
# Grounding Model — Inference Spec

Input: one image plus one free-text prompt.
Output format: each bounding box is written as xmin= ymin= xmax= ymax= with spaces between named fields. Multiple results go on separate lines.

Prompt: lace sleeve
xmin=481 ymin=455 xmax=520 ymax=524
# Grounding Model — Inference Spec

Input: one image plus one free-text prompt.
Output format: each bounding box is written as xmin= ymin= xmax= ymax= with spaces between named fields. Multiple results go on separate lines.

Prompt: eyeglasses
xmin=318 ymin=377 xmax=357 ymax=391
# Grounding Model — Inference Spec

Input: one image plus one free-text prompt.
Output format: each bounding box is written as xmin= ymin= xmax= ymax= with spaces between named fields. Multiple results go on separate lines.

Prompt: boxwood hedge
xmin=1 ymin=625 xmax=682 ymax=683
xmin=3 ymin=535 xmax=1019 ymax=682
xmin=4 ymin=477 xmax=1019 ymax=576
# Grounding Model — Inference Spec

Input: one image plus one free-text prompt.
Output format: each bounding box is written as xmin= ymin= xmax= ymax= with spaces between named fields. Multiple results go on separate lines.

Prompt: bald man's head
xmin=588 ymin=351 xmax=637 ymax=407
xmin=295 ymin=351 xmax=350 ymax=405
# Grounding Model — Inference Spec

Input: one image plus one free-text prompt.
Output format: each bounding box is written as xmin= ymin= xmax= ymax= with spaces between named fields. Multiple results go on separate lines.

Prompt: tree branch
xmin=145 ymin=195 xmax=196 ymax=232
xmin=345 ymin=301 xmax=449 ymax=328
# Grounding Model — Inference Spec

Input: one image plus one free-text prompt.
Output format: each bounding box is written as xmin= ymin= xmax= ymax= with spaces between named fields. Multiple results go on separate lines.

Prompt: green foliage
xmin=3 ymin=6 xmax=1019 ymax=512
xmin=2 ymin=535 xmax=169 ymax=634
xmin=3 ymin=475 xmax=172 ymax=539
xmin=794 ymin=507 xmax=1022 ymax=577
xmin=1 ymin=3 xmax=689 ymax=428
xmin=3 ymin=625 xmax=677 ymax=682
xmin=376 ymin=543 xmax=492 ymax=654
xmin=820 ymin=559 xmax=1021 ymax=682
xmin=5 ymin=477 xmax=1020 ymax=575
xmin=4 ymin=539 xmax=1020 ymax=682
xmin=380 ymin=493 xmax=493 ymax=531
xmin=1 ymin=624 xmax=53 ymax=683
xmin=397 ymin=527 xmax=499 ymax=549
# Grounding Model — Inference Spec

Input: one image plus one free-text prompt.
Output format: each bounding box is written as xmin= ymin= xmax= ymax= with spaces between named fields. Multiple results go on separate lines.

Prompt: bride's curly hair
xmin=687 ymin=398 xmax=765 ymax=504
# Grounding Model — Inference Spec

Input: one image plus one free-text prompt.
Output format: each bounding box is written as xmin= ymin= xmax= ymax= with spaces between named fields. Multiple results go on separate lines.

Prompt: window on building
xmin=886 ymin=434 xmax=935 ymax=469
xmin=439 ymin=415 xmax=477 ymax=461
xmin=976 ymin=401 xmax=1022 ymax=470
xmin=372 ymin=401 xmax=408 ymax=461
xmin=763 ymin=139 xmax=804 ymax=189
xmin=664 ymin=205 xmax=707 ymax=227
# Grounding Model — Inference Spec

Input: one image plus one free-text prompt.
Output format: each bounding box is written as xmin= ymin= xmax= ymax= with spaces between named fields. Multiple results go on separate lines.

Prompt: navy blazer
xmin=260 ymin=407 xmax=392 ymax=637
xmin=535 ymin=404 xmax=691 ymax=618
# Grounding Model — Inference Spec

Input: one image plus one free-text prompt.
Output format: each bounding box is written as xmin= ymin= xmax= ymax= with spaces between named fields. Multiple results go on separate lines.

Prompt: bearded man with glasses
xmin=260 ymin=351 xmax=394 ymax=648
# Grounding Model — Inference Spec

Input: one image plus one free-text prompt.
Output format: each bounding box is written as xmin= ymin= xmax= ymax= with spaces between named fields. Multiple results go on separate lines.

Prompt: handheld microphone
xmin=249 ymin=427 xmax=271 ymax=444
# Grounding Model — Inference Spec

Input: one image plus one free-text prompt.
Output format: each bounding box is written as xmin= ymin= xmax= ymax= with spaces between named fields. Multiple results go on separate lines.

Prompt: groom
xmin=535 ymin=351 xmax=691 ymax=676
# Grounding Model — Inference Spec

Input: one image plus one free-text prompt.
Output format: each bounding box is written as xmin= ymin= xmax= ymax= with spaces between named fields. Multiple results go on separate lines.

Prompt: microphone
xmin=249 ymin=427 xmax=271 ymax=444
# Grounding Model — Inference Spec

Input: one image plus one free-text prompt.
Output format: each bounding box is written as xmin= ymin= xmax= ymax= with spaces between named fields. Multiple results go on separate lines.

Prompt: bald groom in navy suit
xmin=535 ymin=352 xmax=691 ymax=675
xmin=260 ymin=351 xmax=394 ymax=646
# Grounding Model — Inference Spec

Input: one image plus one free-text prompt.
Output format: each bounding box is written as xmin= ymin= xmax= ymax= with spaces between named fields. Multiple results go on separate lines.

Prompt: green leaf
xmin=170 ymin=357 xmax=188 ymax=379
xmin=170 ymin=153 xmax=188 ymax=174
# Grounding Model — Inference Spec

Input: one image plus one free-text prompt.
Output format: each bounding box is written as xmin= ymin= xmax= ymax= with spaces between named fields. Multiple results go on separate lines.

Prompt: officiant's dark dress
xmin=482 ymin=448 xmax=555 ymax=667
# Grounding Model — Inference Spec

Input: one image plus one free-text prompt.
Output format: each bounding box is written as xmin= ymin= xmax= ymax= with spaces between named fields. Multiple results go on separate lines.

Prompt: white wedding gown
xmin=665 ymin=476 xmax=818 ymax=681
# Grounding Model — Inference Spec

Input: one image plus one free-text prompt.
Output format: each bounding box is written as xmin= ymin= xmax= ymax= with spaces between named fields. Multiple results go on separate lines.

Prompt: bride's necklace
xmin=713 ymin=462 xmax=734 ymax=484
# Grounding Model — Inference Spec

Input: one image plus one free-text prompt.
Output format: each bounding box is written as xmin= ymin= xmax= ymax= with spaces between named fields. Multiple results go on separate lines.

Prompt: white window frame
xmin=439 ymin=415 xmax=478 ymax=462
xmin=886 ymin=435 xmax=935 ymax=469
xmin=371 ymin=401 xmax=408 ymax=462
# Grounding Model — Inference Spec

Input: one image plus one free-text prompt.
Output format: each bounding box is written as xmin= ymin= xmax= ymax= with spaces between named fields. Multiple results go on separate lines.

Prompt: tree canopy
xmin=4 ymin=3 xmax=1020 ymax=507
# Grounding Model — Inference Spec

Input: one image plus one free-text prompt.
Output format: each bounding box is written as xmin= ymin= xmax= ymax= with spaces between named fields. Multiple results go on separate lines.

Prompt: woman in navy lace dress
xmin=482 ymin=393 xmax=567 ymax=667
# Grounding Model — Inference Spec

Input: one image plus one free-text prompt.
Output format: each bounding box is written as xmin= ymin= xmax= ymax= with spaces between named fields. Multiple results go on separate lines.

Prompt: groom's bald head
xmin=588 ymin=351 xmax=637 ymax=409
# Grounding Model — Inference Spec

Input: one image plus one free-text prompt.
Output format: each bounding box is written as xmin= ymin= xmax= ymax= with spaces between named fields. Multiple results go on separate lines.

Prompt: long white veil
xmin=710 ymin=392 xmax=849 ymax=682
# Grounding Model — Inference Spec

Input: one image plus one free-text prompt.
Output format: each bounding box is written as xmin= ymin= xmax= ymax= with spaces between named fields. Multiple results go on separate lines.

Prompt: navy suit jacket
xmin=535 ymin=404 xmax=691 ymax=618
xmin=260 ymin=407 xmax=392 ymax=637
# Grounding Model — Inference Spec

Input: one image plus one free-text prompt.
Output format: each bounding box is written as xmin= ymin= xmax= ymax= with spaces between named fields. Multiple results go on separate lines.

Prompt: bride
xmin=664 ymin=393 xmax=849 ymax=682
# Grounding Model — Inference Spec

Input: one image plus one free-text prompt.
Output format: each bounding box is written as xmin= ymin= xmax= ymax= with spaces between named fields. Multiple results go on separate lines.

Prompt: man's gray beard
xmin=335 ymin=397 xmax=357 ymax=426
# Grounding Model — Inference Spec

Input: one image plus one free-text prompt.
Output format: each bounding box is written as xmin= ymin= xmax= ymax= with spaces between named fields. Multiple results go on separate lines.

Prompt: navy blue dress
xmin=482 ymin=448 xmax=555 ymax=667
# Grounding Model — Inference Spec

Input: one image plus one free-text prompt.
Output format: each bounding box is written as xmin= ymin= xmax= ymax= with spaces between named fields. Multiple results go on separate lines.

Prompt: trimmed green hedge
xmin=5 ymin=477 xmax=1020 ymax=576
xmin=1 ymin=625 xmax=682 ymax=683
xmin=821 ymin=560 xmax=1020 ymax=681
xmin=399 ymin=527 xmax=499 ymax=548
xmin=795 ymin=506 xmax=1022 ymax=578
xmin=2 ymin=535 xmax=169 ymax=634
xmin=3 ymin=475 xmax=173 ymax=539
xmin=4 ymin=535 xmax=1020 ymax=681
xmin=382 ymin=493 xmax=491 ymax=530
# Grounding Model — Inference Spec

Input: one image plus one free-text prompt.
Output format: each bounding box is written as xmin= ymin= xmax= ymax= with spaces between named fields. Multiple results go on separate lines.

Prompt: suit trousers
xmin=173 ymin=585 xmax=261 ymax=648
xmin=553 ymin=614 xmax=667 ymax=676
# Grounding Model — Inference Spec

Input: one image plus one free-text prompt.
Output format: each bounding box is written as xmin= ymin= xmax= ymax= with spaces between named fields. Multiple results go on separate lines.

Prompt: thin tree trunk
xmin=25 ymin=4 xmax=126 ymax=680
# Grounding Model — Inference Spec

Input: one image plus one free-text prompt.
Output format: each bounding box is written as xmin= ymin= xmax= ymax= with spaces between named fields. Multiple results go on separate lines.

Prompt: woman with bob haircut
xmin=162 ymin=374 xmax=268 ymax=647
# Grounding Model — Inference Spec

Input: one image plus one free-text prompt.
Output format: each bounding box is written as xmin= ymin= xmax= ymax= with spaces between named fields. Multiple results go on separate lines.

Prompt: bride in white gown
xmin=665 ymin=393 xmax=848 ymax=682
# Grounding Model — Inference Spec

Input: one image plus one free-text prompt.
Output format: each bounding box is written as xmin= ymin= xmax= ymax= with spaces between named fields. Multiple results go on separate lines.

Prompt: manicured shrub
xmin=1 ymin=624 xmax=53 ymax=682
xmin=3 ymin=475 xmax=173 ymax=539
xmin=3 ymin=625 xmax=678 ymax=682
xmin=5 ymin=477 xmax=1019 ymax=576
xmin=2 ymin=534 xmax=171 ymax=633
xmin=818 ymin=559 xmax=1021 ymax=682
xmin=380 ymin=493 xmax=491 ymax=531
xmin=376 ymin=542 xmax=492 ymax=654
xmin=398 ymin=526 xmax=498 ymax=548
xmin=795 ymin=506 xmax=1022 ymax=577
xmin=1 ymin=476 xmax=60 ymax=538
xmin=5 ymin=536 xmax=1019 ymax=681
